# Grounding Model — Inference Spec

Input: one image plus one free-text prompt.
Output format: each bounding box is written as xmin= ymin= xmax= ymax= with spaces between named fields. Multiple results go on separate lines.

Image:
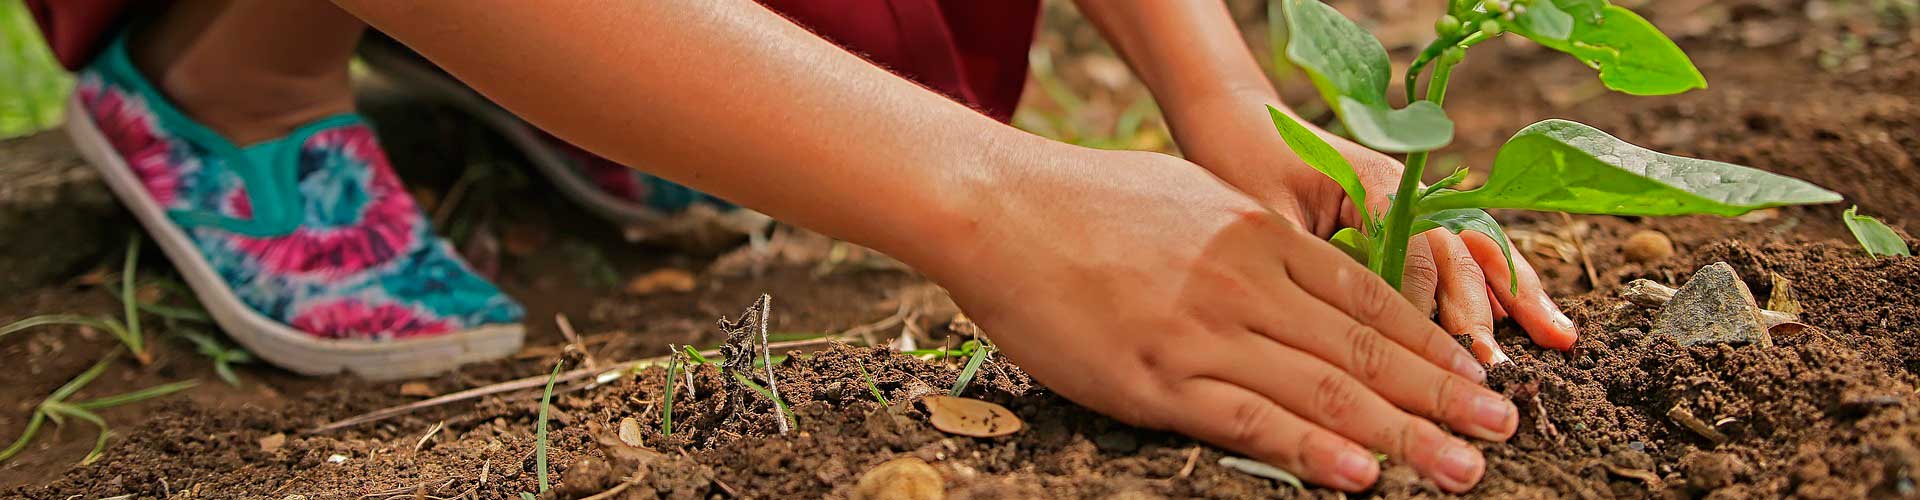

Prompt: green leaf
xmin=1410 ymin=209 xmax=1517 ymax=293
xmin=1508 ymin=1 xmax=1574 ymax=41
xmin=1422 ymin=119 xmax=1841 ymax=216
xmin=1844 ymin=206 xmax=1911 ymax=257
xmin=71 ymin=380 xmax=199 ymax=410
xmin=1268 ymin=106 xmax=1370 ymax=225
xmin=1330 ymin=227 xmax=1374 ymax=266
xmin=950 ymin=344 xmax=992 ymax=397
xmin=1521 ymin=3 xmax=1706 ymax=95
xmin=1283 ymin=0 xmax=1454 ymax=152
xmin=534 ymin=361 xmax=562 ymax=494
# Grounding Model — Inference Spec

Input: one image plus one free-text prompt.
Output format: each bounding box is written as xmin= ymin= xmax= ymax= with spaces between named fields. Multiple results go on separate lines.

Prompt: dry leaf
xmin=924 ymin=396 xmax=1023 ymax=438
xmin=1767 ymin=273 xmax=1802 ymax=315
xmin=618 ymin=417 xmax=645 ymax=448
xmin=625 ymin=268 xmax=697 ymax=295
xmin=398 ymin=382 xmax=437 ymax=398
xmin=259 ymin=433 xmax=286 ymax=452
xmin=853 ymin=457 xmax=945 ymax=500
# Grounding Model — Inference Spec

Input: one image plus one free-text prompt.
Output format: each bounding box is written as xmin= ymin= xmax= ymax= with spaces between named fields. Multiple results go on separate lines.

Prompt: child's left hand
xmin=1173 ymin=97 xmax=1579 ymax=364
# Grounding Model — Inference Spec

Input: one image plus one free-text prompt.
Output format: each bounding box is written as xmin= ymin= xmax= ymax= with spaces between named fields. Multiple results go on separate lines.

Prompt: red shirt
xmin=29 ymin=0 xmax=1039 ymax=121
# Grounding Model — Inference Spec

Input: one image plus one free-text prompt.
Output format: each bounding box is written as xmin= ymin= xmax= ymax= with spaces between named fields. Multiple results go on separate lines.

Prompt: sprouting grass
xmin=4 ymin=235 xmax=153 ymax=363
xmin=729 ymin=371 xmax=795 ymax=428
xmin=178 ymin=329 xmax=252 ymax=387
xmin=534 ymin=360 xmax=562 ymax=494
xmin=661 ymin=351 xmax=680 ymax=437
xmin=853 ymin=358 xmax=889 ymax=407
xmin=0 ymin=352 xmax=198 ymax=465
xmin=948 ymin=341 xmax=993 ymax=397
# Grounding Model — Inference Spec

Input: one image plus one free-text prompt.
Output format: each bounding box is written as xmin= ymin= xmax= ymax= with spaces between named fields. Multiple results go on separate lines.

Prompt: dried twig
xmin=1559 ymin=213 xmax=1602 ymax=291
xmin=1176 ymin=446 xmax=1202 ymax=479
xmin=413 ymin=420 xmax=446 ymax=451
xmin=1667 ymin=406 xmax=1728 ymax=444
xmin=555 ymin=313 xmax=597 ymax=368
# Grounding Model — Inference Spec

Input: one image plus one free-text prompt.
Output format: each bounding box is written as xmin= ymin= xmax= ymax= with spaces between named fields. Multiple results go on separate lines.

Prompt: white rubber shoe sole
xmin=65 ymin=95 xmax=524 ymax=381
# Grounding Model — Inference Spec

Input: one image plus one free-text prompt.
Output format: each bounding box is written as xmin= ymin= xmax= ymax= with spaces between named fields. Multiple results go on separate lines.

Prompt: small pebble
xmin=1623 ymin=230 xmax=1675 ymax=263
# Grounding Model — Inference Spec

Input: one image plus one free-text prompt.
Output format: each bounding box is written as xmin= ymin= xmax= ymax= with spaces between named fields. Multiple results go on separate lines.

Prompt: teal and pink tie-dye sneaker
xmin=63 ymin=35 xmax=524 ymax=380
xmin=356 ymin=38 xmax=771 ymax=252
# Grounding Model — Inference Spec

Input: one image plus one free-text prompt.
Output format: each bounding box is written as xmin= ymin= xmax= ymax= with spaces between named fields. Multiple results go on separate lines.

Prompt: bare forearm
xmin=332 ymin=0 xmax=1035 ymax=267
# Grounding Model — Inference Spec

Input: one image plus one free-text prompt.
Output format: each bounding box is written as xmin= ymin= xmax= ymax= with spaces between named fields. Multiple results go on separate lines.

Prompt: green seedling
xmin=729 ymin=371 xmax=796 ymax=428
xmin=1273 ymin=0 xmax=1843 ymax=292
xmin=854 ymin=358 xmax=890 ymax=407
xmin=178 ymin=329 xmax=253 ymax=387
xmin=662 ymin=348 xmax=681 ymax=437
xmin=0 ymin=352 xmax=198 ymax=465
xmin=534 ymin=360 xmax=562 ymax=494
xmin=948 ymin=341 xmax=993 ymax=397
xmin=1844 ymin=206 xmax=1910 ymax=257
xmin=2 ymin=235 xmax=156 ymax=364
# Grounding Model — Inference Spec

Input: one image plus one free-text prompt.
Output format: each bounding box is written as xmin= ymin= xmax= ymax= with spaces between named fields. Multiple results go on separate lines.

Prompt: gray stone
xmin=1653 ymin=262 xmax=1773 ymax=347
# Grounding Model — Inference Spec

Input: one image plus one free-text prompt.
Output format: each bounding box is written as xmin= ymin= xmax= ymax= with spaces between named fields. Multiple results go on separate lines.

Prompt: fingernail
xmin=1451 ymin=349 xmax=1486 ymax=383
xmin=1489 ymin=348 xmax=1513 ymax=366
xmin=1437 ymin=442 xmax=1485 ymax=489
xmin=1470 ymin=393 xmax=1517 ymax=436
xmin=1333 ymin=449 xmax=1378 ymax=490
xmin=1541 ymin=296 xmax=1577 ymax=332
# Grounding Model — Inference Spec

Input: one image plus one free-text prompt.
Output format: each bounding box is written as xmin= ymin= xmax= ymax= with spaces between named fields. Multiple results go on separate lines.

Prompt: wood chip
xmin=923 ymin=396 xmax=1023 ymax=438
xmin=1768 ymin=272 xmax=1802 ymax=315
xmin=398 ymin=382 xmax=437 ymax=398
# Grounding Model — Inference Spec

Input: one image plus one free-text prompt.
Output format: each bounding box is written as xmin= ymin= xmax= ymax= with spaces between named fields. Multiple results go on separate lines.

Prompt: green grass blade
xmin=42 ymin=405 xmax=111 ymax=465
xmin=1 ymin=314 xmax=120 ymax=340
xmin=854 ymin=359 xmax=889 ymax=407
xmin=949 ymin=344 xmax=992 ymax=397
xmin=50 ymin=353 xmax=119 ymax=403
xmin=662 ymin=354 xmax=679 ymax=437
xmin=729 ymin=371 xmax=795 ymax=426
xmin=120 ymin=233 xmax=142 ymax=353
xmin=682 ymin=345 xmax=709 ymax=365
xmin=213 ymin=361 xmax=240 ymax=387
xmin=535 ymin=361 xmax=562 ymax=493
xmin=0 ymin=411 xmax=47 ymax=462
xmin=72 ymin=379 xmax=199 ymax=410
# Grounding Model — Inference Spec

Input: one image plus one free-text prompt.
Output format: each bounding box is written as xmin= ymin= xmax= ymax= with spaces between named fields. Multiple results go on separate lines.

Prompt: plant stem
xmin=1378 ymin=47 xmax=1465 ymax=289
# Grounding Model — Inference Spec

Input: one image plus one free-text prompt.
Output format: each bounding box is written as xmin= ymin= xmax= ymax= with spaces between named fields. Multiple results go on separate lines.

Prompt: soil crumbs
xmin=7 ymin=0 xmax=1920 ymax=498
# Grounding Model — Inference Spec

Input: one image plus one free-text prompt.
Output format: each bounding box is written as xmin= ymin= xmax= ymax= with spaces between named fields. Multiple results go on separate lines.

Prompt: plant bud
xmin=1480 ymin=20 xmax=1504 ymax=36
xmin=1436 ymin=15 xmax=1462 ymax=36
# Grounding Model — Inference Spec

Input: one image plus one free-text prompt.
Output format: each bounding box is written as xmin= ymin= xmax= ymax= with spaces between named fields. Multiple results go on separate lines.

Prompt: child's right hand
xmin=920 ymin=146 xmax=1519 ymax=493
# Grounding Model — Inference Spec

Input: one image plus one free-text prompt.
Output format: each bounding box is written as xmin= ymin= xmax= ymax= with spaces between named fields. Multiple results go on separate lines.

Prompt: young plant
xmin=854 ymin=358 xmax=890 ymax=407
xmin=1842 ymin=206 xmax=1911 ymax=257
xmin=178 ymin=329 xmax=253 ymax=387
xmin=949 ymin=341 xmax=994 ymax=397
xmin=1272 ymin=0 xmax=1843 ymax=291
xmin=0 ymin=352 xmax=198 ymax=465
xmin=533 ymin=360 xmax=562 ymax=495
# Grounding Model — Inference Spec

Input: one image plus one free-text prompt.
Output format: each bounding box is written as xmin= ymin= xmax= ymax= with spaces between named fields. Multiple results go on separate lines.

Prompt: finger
xmin=1430 ymin=233 xmax=1511 ymax=365
xmin=1212 ymin=336 xmax=1490 ymax=492
xmin=1164 ymin=377 xmax=1380 ymax=492
xmin=1282 ymin=235 xmax=1483 ymax=382
xmin=1400 ymin=232 xmax=1440 ymax=316
xmin=1252 ymin=288 xmax=1514 ymax=441
xmin=1486 ymin=283 xmax=1509 ymax=320
xmin=1462 ymin=231 xmax=1578 ymax=350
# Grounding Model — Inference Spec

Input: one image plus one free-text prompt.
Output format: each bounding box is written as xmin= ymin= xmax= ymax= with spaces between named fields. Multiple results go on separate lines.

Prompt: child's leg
xmin=131 ymin=0 xmax=363 ymax=145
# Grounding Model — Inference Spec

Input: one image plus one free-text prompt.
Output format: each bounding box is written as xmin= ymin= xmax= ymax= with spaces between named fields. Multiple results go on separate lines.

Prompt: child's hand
xmin=1174 ymin=101 xmax=1579 ymax=364
xmin=923 ymin=147 xmax=1518 ymax=492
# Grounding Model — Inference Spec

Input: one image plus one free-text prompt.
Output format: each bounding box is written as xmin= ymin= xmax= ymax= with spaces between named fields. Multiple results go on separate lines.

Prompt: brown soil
xmin=5 ymin=0 xmax=1919 ymax=498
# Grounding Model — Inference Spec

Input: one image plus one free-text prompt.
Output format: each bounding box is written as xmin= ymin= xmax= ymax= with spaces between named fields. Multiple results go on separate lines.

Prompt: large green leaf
xmin=1843 ymin=206 xmax=1911 ymax=258
xmin=1283 ymin=0 xmax=1453 ymax=152
xmin=1411 ymin=208 xmax=1517 ymax=293
xmin=1519 ymin=3 xmax=1705 ymax=95
xmin=1422 ymin=119 xmax=1842 ymax=216
xmin=1268 ymin=106 xmax=1371 ymax=225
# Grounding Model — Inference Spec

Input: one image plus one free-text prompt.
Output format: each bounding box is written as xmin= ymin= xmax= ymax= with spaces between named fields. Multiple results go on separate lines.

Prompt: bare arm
xmin=333 ymin=0 xmax=1023 ymax=269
